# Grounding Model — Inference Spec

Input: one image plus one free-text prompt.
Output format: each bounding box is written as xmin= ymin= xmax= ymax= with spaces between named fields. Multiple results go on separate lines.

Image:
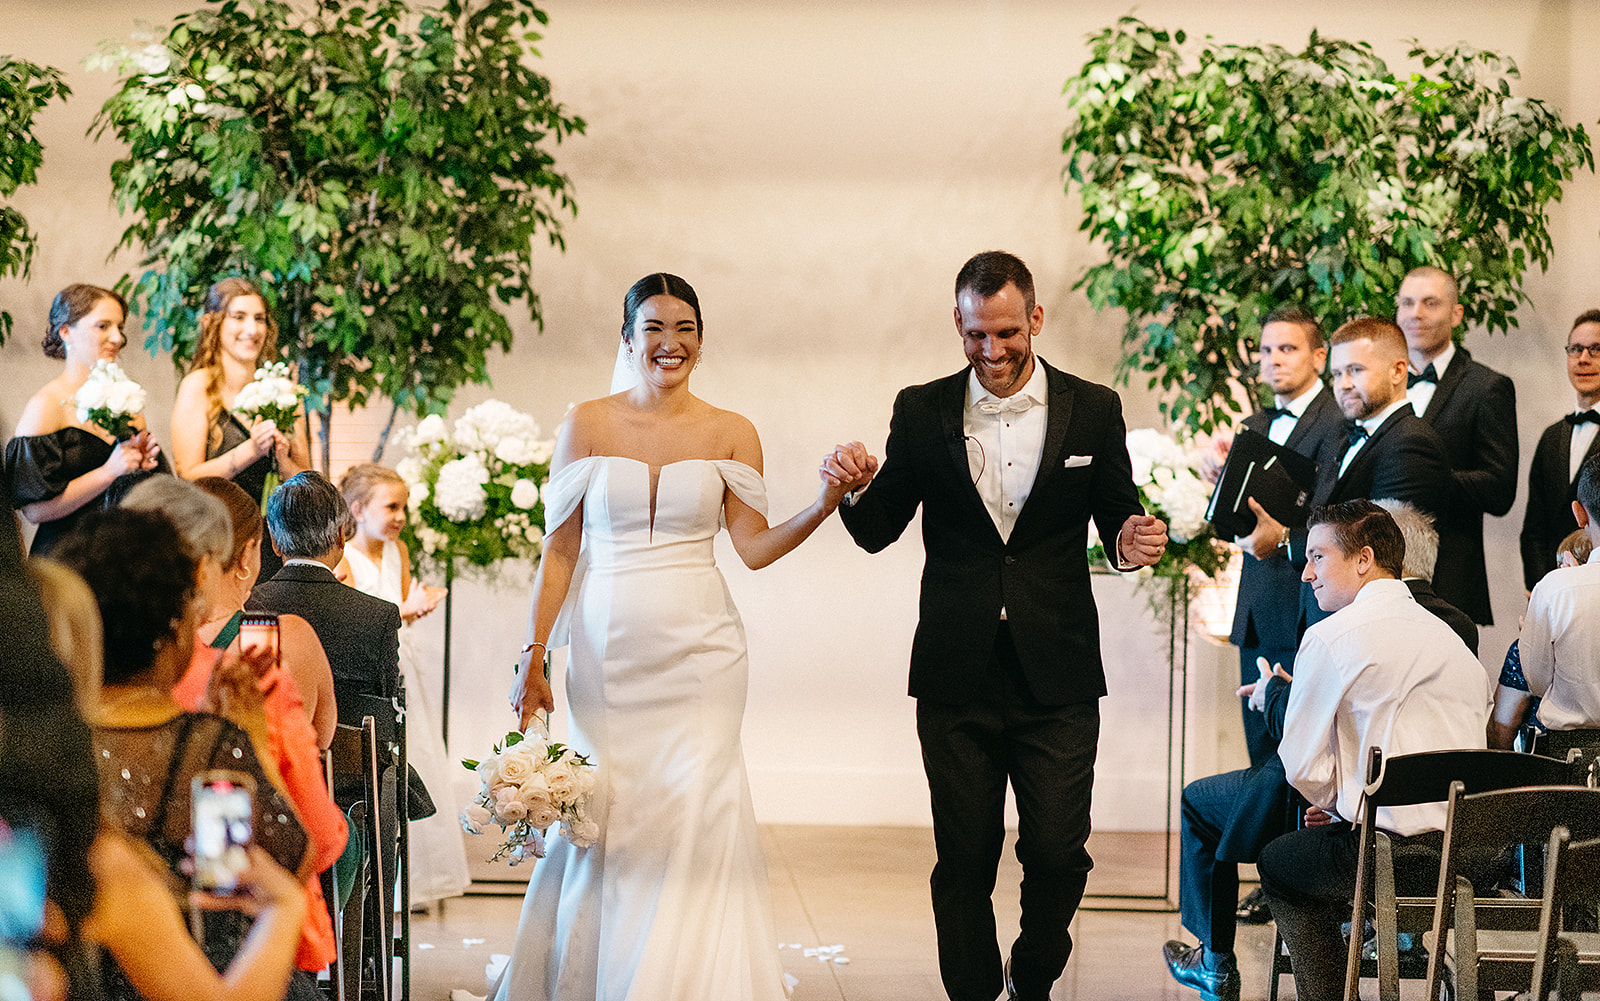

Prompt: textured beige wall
xmin=4 ymin=0 xmax=1596 ymax=826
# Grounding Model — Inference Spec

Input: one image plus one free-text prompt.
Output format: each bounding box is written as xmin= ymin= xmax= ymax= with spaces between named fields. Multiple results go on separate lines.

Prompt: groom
xmin=829 ymin=251 xmax=1166 ymax=1001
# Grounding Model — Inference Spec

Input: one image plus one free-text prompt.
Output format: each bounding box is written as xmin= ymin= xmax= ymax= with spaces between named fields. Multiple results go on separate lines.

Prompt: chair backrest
xmin=1531 ymin=828 xmax=1600 ymax=1000
xmin=1545 ymin=729 xmax=1600 ymax=788
xmin=1363 ymin=746 xmax=1576 ymax=808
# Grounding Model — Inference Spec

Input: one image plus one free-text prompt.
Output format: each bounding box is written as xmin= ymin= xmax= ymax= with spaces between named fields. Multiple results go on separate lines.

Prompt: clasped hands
xmin=819 ymin=441 xmax=878 ymax=496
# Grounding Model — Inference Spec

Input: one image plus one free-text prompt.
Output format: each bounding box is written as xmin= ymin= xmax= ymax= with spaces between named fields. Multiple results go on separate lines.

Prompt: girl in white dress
xmin=480 ymin=274 xmax=874 ymax=1001
xmin=339 ymin=463 xmax=472 ymax=906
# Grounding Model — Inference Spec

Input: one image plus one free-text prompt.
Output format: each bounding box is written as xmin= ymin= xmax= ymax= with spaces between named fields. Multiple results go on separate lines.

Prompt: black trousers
xmin=1239 ymin=644 xmax=1294 ymax=767
xmin=916 ymin=624 xmax=1099 ymax=1001
xmin=1259 ymin=822 xmax=1443 ymax=1001
xmin=1178 ymin=767 xmax=1252 ymax=956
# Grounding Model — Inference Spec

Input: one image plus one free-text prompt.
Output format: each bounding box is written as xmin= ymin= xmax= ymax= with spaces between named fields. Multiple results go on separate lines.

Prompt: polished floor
xmin=406 ymin=825 xmax=1299 ymax=1001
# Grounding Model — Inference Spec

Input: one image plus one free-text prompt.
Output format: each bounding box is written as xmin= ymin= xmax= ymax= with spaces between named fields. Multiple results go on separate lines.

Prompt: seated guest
xmin=1163 ymin=499 xmax=1472 ymax=1001
xmin=31 ymin=552 xmax=310 ymax=1001
xmin=1489 ymin=528 xmax=1594 ymax=749
xmin=248 ymin=471 xmax=401 ymax=712
xmin=139 ymin=475 xmax=347 ymax=987
xmin=1518 ymin=454 xmax=1600 ymax=738
xmin=1373 ymin=499 xmax=1477 ymax=654
xmin=1259 ymin=500 xmax=1487 ymax=1001
xmin=50 ymin=509 xmax=313 ymax=994
xmin=190 ymin=476 xmax=335 ymax=746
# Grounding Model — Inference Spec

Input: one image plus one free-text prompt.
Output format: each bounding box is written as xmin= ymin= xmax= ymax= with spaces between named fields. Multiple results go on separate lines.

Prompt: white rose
xmin=105 ymin=381 xmax=138 ymax=416
xmin=460 ymin=803 xmax=491 ymax=834
xmin=564 ymin=818 xmax=600 ymax=848
xmin=545 ymin=762 xmax=578 ymax=802
xmin=475 ymin=757 xmax=503 ymax=789
xmin=276 ymin=391 xmax=298 ymax=410
xmin=496 ymin=747 xmax=536 ymax=786
xmin=75 ymin=378 xmax=109 ymax=412
xmin=511 ymin=478 xmax=539 ymax=509
xmin=526 ymin=801 xmax=561 ymax=830
xmin=516 ymin=772 xmax=551 ymax=803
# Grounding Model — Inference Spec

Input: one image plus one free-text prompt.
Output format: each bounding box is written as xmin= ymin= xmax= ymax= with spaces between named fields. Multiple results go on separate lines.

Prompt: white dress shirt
xmin=1278 ymin=578 xmax=1489 ymax=834
xmin=1268 ymin=382 xmax=1327 ymax=446
xmin=964 ymin=362 xmax=1049 ymax=543
xmin=1406 ymin=341 xmax=1455 ymax=419
xmin=1519 ymin=548 xmax=1600 ymax=731
xmin=1570 ymin=405 xmax=1600 ymax=484
xmin=1337 ymin=397 xmax=1414 ymax=478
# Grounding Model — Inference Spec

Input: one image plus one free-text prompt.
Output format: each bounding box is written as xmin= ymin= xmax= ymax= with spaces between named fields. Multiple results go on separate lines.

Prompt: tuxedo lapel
xmin=1575 ymin=423 xmax=1600 ymax=487
xmin=937 ymin=372 xmax=996 ymax=532
xmin=1036 ymin=362 xmax=1076 ymax=476
xmin=1422 ymin=348 xmax=1471 ymax=423
xmin=1283 ymin=386 xmax=1334 ymax=453
xmin=1332 ymin=404 xmax=1410 ymax=496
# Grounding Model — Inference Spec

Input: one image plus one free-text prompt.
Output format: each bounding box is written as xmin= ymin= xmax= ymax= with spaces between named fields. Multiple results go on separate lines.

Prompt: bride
xmin=482 ymin=273 xmax=873 ymax=1001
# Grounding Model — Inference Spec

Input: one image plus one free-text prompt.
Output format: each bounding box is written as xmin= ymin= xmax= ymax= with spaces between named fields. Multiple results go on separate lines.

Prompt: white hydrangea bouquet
xmin=397 ymin=399 xmax=553 ymax=577
xmin=460 ymin=729 xmax=599 ymax=865
xmin=1087 ymin=428 xmax=1225 ymax=580
xmin=73 ymin=360 xmax=147 ymax=441
xmin=231 ymin=361 xmax=308 ymax=509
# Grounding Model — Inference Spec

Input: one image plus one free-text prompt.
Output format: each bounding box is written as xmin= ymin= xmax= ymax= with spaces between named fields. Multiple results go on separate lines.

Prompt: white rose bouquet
xmin=1089 ymin=428 xmax=1226 ymax=580
xmin=460 ymin=729 xmax=599 ymax=865
xmin=73 ymin=361 xmax=147 ymax=441
xmin=398 ymin=399 xmax=554 ymax=578
xmin=231 ymin=361 xmax=308 ymax=509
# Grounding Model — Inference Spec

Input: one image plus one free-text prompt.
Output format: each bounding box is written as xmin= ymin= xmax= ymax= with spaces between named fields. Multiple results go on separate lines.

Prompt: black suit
xmin=247 ymin=562 xmax=401 ymax=716
xmin=1413 ymin=348 xmax=1518 ymax=623
xmin=839 ymin=361 xmax=1144 ymax=1001
xmin=1298 ymin=404 xmax=1450 ymax=630
xmin=1520 ymin=415 xmax=1600 ymax=590
xmin=1227 ymin=387 xmax=1345 ymax=765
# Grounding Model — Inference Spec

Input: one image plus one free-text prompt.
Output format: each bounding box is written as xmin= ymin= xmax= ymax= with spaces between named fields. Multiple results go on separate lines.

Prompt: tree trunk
xmin=372 ymin=399 xmax=401 ymax=463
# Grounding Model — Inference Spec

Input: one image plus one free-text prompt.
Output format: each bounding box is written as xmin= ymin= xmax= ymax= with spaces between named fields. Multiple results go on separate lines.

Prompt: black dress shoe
xmin=1003 ymin=956 xmax=1018 ymax=999
xmin=1236 ymin=886 xmax=1272 ymax=924
xmin=1163 ymin=941 xmax=1240 ymax=1001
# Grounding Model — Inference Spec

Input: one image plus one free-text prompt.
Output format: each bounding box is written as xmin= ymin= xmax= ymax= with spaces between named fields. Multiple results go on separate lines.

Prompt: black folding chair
xmin=1530 ymin=828 xmax=1600 ymax=1000
xmin=1343 ymin=747 xmax=1577 ymax=1001
xmin=1425 ymin=784 xmax=1600 ymax=1000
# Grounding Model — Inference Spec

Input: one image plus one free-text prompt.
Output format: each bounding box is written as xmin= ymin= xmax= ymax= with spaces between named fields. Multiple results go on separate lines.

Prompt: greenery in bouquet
xmin=460 ymin=729 xmax=598 ymax=865
xmin=398 ymin=399 xmax=553 ymax=577
xmin=231 ymin=360 xmax=308 ymax=509
xmin=1088 ymin=428 xmax=1226 ymax=581
xmin=72 ymin=361 xmax=147 ymax=441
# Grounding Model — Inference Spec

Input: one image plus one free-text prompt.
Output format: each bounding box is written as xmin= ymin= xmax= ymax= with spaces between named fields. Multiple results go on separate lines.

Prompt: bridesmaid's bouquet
xmin=73 ymin=360 xmax=146 ymax=441
xmin=460 ymin=729 xmax=599 ymax=865
xmin=232 ymin=361 xmax=308 ymax=509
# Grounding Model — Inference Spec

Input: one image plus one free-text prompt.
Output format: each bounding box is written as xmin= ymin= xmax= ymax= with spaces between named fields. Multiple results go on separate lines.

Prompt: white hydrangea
xmin=454 ymin=399 xmax=541 ymax=455
xmin=395 ymin=456 xmax=424 ymax=486
xmin=495 ymin=435 xmax=537 ymax=466
xmin=1124 ymin=428 xmax=1212 ymax=544
xmin=510 ymin=478 xmax=540 ymax=509
xmin=411 ymin=414 xmax=449 ymax=451
xmin=434 ymin=453 xmax=490 ymax=522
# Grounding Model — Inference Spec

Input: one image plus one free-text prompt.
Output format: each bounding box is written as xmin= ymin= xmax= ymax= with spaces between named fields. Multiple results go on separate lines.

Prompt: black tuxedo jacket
xmin=838 ymin=361 xmax=1144 ymax=706
xmin=1297 ymin=404 xmax=1450 ymax=630
xmin=1416 ymin=348 xmax=1518 ymax=623
xmin=1520 ymin=416 xmax=1600 ymax=590
xmin=1228 ymin=386 xmax=1345 ymax=651
xmin=247 ymin=562 xmax=401 ymax=718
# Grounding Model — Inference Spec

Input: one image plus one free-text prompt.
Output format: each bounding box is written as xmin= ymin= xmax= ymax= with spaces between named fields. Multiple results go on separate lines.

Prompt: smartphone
xmin=0 ymin=802 xmax=49 ymax=1001
xmin=237 ymin=613 xmax=281 ymax=668
xmin=190 ymin=771 xmax=255 ymax=895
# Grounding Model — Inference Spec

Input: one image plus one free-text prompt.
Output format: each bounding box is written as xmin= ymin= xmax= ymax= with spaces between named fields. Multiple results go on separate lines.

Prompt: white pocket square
xmin=1064 ymin=455 xmax=1093 ymax=468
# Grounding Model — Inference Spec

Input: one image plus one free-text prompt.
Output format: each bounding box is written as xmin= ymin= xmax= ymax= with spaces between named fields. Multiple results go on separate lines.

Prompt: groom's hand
xmin=1117 ymin=513 xmax=1167 ymax=567
xmin=821 ymin=441 xmax=878 ymax=491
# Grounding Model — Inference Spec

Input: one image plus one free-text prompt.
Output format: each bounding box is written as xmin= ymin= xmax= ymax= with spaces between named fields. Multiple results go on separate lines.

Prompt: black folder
xmin=1205 ymin=428 xmax=1318 ymax=539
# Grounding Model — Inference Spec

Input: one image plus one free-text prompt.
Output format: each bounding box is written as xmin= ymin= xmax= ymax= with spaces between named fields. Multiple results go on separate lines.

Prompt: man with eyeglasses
xmin=1396 ymin=266 xmax=1519 ymax=626
xmin=1521 ymin=310 xmax=1600 ymax=590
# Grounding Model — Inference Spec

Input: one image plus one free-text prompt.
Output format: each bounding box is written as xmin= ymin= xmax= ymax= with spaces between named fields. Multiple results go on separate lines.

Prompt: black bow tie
xmin=1566 ymin=410 xmax=1600 ymax=427
xmin=1407 ymin=364 xmax=1439 ymax=388
xmin=1260 ymin=405 xmax=1290 ymax=421
xmin=1346 ymin=423 xmax=1370 ymax=447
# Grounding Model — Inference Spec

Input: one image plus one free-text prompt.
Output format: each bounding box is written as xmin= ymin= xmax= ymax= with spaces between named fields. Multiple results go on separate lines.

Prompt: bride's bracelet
xmin=521 ymin=640 xmax=548 ymax=657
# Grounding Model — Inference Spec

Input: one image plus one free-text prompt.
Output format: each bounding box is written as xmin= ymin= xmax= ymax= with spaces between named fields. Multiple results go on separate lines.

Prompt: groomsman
xmin=827 ymin=251 xmax=1166 ymax=1001
xmin=1220 ymin=306 xmax=1344 ymax=768
xmin=1521 ymin=309 xmax=1600 ymax=590
xmin=1396 ymin=266 xmax=1518 ymax=624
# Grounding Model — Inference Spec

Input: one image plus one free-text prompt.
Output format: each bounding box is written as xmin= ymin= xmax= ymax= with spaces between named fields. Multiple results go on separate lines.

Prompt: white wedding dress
xmin=484 ymin=455 xmax=791 ymax=1001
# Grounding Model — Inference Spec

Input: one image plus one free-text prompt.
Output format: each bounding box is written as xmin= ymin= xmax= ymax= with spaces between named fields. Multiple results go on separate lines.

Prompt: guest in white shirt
xmin=1519 ymin=453 xmax=1600 ymax=734
xmin=1258 ymin=499 xmax=1488 ymax=1001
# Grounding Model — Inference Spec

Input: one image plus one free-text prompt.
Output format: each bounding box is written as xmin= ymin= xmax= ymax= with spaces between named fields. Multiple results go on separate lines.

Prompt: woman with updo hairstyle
xmin=170 ymin=277 xmax=310 ymax=583
xmin=6 ymin=284 xmax=165 ymax=556
xmin=479 ymin=273 xmax=873 ymax=1001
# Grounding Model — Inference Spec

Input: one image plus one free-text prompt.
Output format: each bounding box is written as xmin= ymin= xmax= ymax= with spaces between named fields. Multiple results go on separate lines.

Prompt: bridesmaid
xmin=6 ymin=284 xmax=163 ymax=556
xmin=170 ymin=277 xmax=310 ymax=582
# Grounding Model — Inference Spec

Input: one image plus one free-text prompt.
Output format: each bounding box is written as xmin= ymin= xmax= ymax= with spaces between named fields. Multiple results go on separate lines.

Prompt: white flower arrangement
xmin=460 ymin=729 xmax=599 ymax=865
xmin=1092 ymin=428 xmax=1225 ymax=580
xmin=230 ymin=361 xmax=307 ymax=510
xmin=73 ymin=361 xmax=147 ymax=441
xmin=398 ymin=399 xmax=554 ymax=577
